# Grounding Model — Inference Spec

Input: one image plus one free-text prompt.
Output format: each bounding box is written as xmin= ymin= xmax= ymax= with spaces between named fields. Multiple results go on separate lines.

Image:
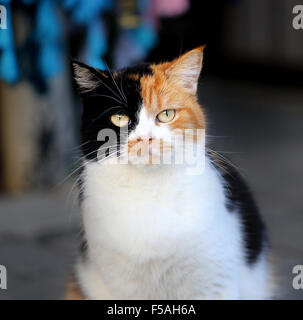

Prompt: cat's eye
xmin=111 ymin=114 xmax=130 ymax=127
xmin=156 ymin=109 xmax=176 ymax=123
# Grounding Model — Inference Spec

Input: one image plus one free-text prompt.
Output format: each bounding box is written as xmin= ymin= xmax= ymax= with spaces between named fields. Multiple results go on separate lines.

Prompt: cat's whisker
xmin=93 ymin=74 xmax=127 ymax=104
xmin=98 ymin=149 xmax=122 ymax=160
xmin=54 ymin=163 xmax=86 ymax=189
xmin=119 ymin=76 xmax=127 ymax=104
xmin=205 ymin=135 xmax=228 ymax=139
xmin=206 ymin=148 xmax=243 ymax=180
xmin=78 ymin=144 xmax=120 ymax=161
xmin=68 ymin=140 xmax=91 ymax=153
xmin=105 ymin=62 xmax=127 ymax=104
xmin=66 ymin=174 xmax=83 ymax=216
xmin=56 ymin=145 xmax=119 ymax=188
xmin=90 ymin=106 xmax=125 ymax=125
xmin=91 ymin=93 xmax=127 ymax=107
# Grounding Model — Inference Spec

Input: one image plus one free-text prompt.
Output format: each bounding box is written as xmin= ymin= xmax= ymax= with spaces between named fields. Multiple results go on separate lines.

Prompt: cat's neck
xmin=81 ymin=155 xmax=226 ymax=263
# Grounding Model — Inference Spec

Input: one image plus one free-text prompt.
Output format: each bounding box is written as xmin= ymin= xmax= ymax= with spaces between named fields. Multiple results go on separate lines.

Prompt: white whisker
xmin=105 ymin=62 xmax=127 ymax=104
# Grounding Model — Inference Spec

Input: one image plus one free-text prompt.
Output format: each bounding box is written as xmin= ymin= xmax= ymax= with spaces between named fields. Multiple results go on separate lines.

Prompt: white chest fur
xmin=76 ymin=160 xmax=264 ymax=299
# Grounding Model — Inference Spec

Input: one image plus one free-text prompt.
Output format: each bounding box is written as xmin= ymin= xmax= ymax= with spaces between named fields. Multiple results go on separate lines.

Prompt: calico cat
xmin=65 ymin=46 xmax=274 ymax=299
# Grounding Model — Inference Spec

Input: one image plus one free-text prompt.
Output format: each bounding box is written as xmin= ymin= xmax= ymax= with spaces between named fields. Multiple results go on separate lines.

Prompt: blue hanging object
xmin=133 ymin=0 xmax=157 ymax=52
xmin=35 ymin=0 xmax=64 ymax=79
xmin=71 ymin=0 xmax=113 ymax=25
xmin=0 ymin=1 xmax=19 ymax=83
xmin=0 ymin=0 xmax=159 ymax=85
xmin=131 ymin=22 xmax=157 ymax=53
xmin=0 ymin=0 xmax=11 ymax=4
xmin=61 ymin=0 xmax=79 ymax=10
xmin=85 ymin=18 xmax=107 ymax=70
xmin=20 ymin=0 xmax=36 ymax=5
xmin=70 ymin=0 xmax=114 ymax=71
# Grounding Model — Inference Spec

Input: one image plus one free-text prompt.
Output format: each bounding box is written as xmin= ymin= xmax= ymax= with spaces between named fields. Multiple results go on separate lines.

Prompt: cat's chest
xmin=82 ymin=161 xmax=225 ymax=258
xmin=84 ymin=163 xmax=199 ymax=215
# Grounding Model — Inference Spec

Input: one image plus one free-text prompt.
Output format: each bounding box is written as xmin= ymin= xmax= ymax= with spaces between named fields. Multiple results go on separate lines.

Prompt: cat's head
xmin=73 ymin=46 xmax=206 ymax=167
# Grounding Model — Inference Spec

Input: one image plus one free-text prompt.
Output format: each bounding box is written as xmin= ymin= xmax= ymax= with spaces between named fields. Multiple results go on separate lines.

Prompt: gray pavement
xmin=0 ymin=190 xmax=80 ymax=299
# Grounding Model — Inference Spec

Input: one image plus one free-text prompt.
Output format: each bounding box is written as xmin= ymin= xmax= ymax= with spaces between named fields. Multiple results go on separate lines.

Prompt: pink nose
xmin=137 ymin=136 xmax=153 ymax=144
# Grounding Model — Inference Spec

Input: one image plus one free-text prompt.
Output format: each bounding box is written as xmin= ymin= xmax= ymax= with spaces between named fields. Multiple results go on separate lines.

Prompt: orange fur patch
xmin=139 ymin=47 xmax=206 ymax=131
xmin=129 ymin=73 xmax=139 ymax=81
xmin=64 ymin=280 xmax=85 ymax=300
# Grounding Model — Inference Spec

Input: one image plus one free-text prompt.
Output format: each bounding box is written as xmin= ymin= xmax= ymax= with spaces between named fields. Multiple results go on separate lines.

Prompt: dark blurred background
xmin=0 ymin=0 xmax=302 ymax=299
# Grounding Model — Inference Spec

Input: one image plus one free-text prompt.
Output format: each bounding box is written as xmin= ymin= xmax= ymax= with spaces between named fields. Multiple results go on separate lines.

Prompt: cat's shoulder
xmin=207 ymin=148 xmax=267 ymax=265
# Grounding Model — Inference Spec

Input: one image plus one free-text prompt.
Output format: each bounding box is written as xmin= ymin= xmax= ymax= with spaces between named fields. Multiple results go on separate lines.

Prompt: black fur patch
xmin=73 ymin=62 xmax=154 ymax=260
xmin=78 ymin=227 xmax=88 ymax=262
xmin=207 ymin=150 xmax=267 ymax=265
xmin=73 ymin=62 xmax=153 ymax=160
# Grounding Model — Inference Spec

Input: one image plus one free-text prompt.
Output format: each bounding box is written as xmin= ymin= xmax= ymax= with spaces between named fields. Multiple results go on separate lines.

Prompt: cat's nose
xmin=137 ymin=135 xmax=153 ymax=144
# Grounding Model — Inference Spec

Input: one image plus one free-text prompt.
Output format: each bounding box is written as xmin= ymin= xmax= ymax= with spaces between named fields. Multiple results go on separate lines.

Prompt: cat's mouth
xmin=126 ymin=138 xmax=173 ymax=165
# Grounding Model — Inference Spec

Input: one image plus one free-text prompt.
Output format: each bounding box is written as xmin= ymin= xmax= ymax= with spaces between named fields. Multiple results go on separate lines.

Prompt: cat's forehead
xmin=118 ymin=62 xmax=177 ymax=113
xmin=119 ymin=63 xmax=153 ymax=82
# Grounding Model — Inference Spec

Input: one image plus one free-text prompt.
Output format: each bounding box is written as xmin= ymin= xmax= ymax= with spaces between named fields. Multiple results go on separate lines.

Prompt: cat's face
xmin=73 ymin=46 xmax=206 ymax=166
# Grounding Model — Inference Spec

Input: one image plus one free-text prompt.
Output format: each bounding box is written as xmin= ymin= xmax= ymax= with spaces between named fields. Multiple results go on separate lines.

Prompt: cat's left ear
xmin=72 ymin=61 xmax=108 ymax=95
xmin=166 ymin=46 xmax=205 ymax=95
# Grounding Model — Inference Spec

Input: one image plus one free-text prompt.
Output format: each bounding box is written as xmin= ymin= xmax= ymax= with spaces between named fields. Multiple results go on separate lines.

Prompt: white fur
xmin=129 ymin=108 xmax=171 ymax=141
xmin=126 ymin=108 xmax=173 ymax=165
xmin=76 ymin=156 xmax=272 ymax=299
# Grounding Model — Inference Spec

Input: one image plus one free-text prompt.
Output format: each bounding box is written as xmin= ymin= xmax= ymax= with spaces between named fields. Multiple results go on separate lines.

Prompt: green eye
xmin=111 ymin=114 xmax=130 ymax=127
xmin=156 ymin=109 xmax=176 ymax=123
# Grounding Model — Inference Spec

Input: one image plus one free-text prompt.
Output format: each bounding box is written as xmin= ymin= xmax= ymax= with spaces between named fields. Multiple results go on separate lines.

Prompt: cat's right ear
xmin=72 ymin=61 xmax=106 ymax=95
